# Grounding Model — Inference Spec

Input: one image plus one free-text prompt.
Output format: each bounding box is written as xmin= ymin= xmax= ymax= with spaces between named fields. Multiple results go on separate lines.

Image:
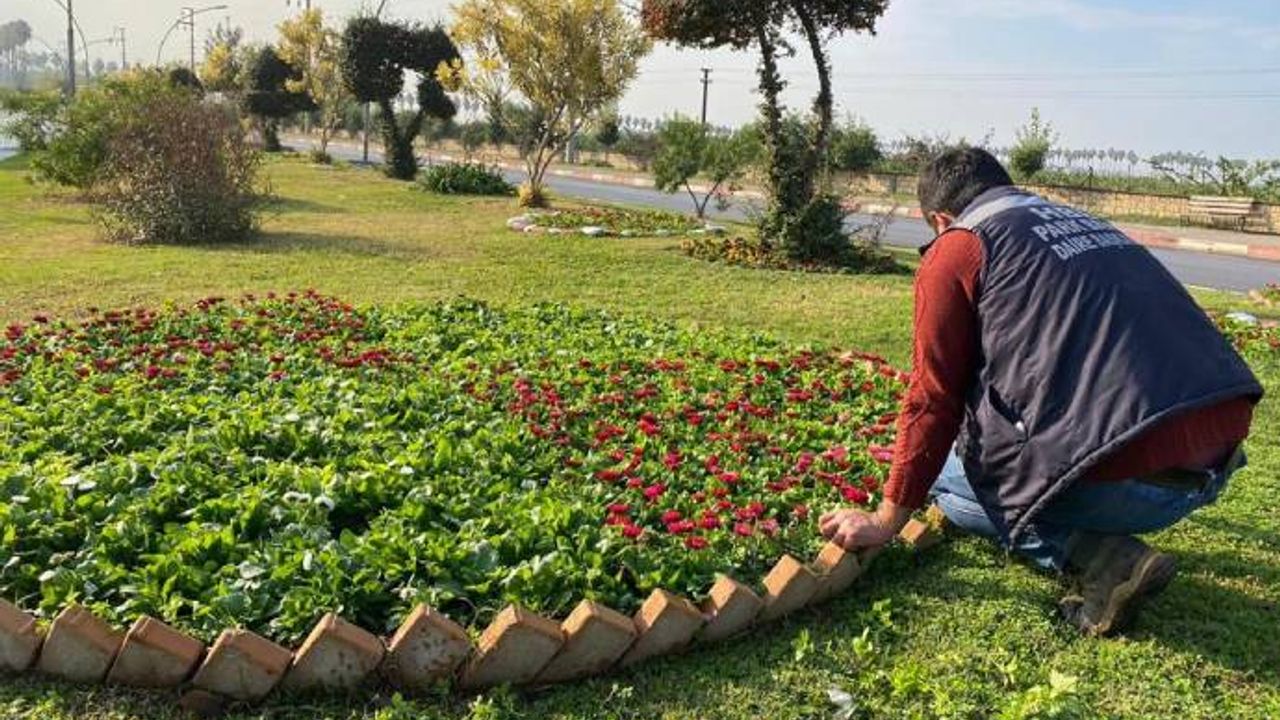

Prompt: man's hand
xmin=819 ymin=501 xmax=914 ymax=552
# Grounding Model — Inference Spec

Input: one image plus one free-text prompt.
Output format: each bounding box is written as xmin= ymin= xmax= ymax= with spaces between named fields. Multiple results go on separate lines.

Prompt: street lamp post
xmin=64 ymin=0 xmax=75 ymax=95
xmin=157 ymin=6 xmax=228 ymax=69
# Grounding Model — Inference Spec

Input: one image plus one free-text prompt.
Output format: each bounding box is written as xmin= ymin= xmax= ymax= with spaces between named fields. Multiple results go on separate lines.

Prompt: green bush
xmin=831 ymin=119 xmax=882 ymax=173
xmin=417 ymin=161 xmax=514 ymax=196
xmin=1009 ymin=108 xmax=1055 ymax=180
xmin=8 ymin=71 xmax=204 ymax=189
xmin=89 ymin=90 xmax=264 ymax=245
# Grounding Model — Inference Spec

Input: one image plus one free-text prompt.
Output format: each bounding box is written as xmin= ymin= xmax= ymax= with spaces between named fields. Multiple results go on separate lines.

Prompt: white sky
xmin=8 ymin=0 xmax=1280 ymax=158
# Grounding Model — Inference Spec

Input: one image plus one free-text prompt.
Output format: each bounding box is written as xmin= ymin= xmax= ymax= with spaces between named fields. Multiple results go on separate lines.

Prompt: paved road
xmin=336 ymin=141 xmax=1278 ymax=293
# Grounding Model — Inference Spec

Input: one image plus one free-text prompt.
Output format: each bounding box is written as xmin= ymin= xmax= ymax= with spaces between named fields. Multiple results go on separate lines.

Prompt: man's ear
xmin=928 ymin=212 xmax=956 ymax=235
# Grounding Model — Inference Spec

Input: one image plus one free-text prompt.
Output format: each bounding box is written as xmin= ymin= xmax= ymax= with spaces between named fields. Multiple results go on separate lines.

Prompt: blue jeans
xmin=929 ymin=448 xmax=1237 ymax=572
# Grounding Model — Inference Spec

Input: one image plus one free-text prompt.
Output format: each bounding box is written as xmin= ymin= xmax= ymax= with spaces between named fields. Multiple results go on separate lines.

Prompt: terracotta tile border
xmin=0 ymin=521 xmax=946 ymax=707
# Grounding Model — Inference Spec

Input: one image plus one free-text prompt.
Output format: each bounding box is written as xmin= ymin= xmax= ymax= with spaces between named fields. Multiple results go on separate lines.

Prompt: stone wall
xmin=846 ymin=172 xmax=1278 ymax=234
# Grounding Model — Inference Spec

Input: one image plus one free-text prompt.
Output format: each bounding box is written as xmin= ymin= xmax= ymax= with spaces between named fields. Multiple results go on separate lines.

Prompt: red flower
xmin=661 ymin=510 xmax=683 ymax=524
xmin=792 ymin=504 xmax=810 ymax=520
xmin=684 ymin=536 xmax=709 ymax=550
xmin=666 ymin=520 xmax=696 ymax=534
xmin=699 ymin=514 xmax=721 ymax=530
xmin=733 ymin=522 xmax=753 ymax=537
xmin=759 ymin=518 xmax=780 ymax=536
xmin=841 ymin=485 xmax=870 ymax=504
xmin=607 ymin=503 xmax=630 ymax=515
xmin=622 ymin=524 xmax=643 ymax=539
xmin=638 ymin=416 xmax=661 ymax=436
xmin=868 ymin=445 xmax=894 ymax=464
xmin=663 ymin=450 xmax=682 ymax=470
xmin=643 ymin=483 xmax=667 ymax=502
xmin=717 ymin=471 xmax=741 ymax=485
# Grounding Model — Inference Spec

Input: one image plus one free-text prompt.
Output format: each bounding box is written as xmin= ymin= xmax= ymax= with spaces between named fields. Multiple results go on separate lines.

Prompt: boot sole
xmin=1090 ymin=550 xmax=1177 ymax=637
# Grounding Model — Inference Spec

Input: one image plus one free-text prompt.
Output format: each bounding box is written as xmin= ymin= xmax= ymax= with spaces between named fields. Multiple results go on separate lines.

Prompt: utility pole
xmin=65 ymin=0 xmax=76 ymax=96
xmin=115 ymin=27 xmax=127 ymax=69
xmin=187 ymin=8 xmax=196 ymax=72
xmin=699 ymin=67 xmax=712 ymax=127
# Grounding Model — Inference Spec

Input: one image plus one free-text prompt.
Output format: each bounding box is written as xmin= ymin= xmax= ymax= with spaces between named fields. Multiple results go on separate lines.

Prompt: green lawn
xmin=1 ymin=155 xmax=1278 ymax=720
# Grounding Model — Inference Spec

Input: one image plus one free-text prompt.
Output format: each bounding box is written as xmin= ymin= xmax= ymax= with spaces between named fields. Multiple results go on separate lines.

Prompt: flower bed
xmin=0 ymin=294 xmax=905 ymax=647
xmin=1249 ymin=282 xmax=1280 ymax=308
xmin=507 ymin=206 xmax=718 ymax=238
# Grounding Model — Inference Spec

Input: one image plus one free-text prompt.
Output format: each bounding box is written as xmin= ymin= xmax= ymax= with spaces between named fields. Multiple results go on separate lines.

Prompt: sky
xmin=8 ymin=0 xmax=1280 ymax=158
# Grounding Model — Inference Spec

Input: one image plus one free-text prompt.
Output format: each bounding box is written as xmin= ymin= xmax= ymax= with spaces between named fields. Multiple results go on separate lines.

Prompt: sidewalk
xmin=293 ymin=135 xmax=1280 ymax=264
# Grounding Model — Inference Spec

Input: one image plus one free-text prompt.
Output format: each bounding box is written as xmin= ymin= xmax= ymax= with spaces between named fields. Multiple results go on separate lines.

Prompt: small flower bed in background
xmin=509 ymin=205 xmax=709 ymax=237
xmin=0 ymin=295 xmax=905 ymax=644
xmin=1250 ymin=282 xmax=1280 ymax=308
xmin=1216 ymin=312 xmax=1280 ymax=360
xmin=682 ymin=234 xmax=904 ymax=275
xmin=417 ymin=161 xmax=515 ymax=196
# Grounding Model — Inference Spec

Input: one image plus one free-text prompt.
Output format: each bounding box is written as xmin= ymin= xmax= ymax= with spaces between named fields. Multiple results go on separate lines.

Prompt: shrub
xmin=89 ymin=91 xmax=264 ymax=245
xmin=10 ymin=71 xmax=215 ymax=189
xmin=417 ymin=161 xmax=514 ymax=196
xmin=830 ymin=119 xmax=882 ymax=173
xmin=517 ymin=182 xmax=549 ymax=208
xmin=308 ymin=148 xmax=334 ymax=164
xmin=1009 ymin=108 xmax=1055 ymax=180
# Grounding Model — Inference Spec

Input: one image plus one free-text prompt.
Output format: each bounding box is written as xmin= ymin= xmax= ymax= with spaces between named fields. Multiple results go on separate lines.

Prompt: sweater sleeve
xmin=882 ymin=230 xmax=984 ymax=509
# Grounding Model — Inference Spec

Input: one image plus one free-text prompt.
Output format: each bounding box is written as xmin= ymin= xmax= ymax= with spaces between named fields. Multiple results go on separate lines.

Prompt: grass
xmin=2 ymin=154 xmax=1278 ymax=720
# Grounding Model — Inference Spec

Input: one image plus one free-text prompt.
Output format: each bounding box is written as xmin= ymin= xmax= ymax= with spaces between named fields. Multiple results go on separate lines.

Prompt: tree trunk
xmin=754 ymin=23 xmax=788 ymax=212
xmin=793 ymin=1 xmax=834 ymax=189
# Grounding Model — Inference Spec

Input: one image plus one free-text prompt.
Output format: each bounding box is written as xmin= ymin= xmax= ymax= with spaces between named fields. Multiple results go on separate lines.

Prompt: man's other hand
xmin=819 ymin=501 xmax=914 ymax=551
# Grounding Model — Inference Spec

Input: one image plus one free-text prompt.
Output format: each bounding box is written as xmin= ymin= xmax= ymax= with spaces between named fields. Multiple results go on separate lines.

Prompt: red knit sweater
xmin=883 ymin=229 xmax=1254 ymax=509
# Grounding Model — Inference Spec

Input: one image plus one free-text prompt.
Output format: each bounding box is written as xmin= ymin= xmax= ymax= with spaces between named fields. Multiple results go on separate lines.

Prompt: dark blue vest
xmin=929 ymin=187 xmax=1263 ymax=542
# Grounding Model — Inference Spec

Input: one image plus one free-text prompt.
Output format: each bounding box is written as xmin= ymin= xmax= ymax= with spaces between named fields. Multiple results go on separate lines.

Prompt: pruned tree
xmin=339 ymin=16 xmax=460 ymax=180
xmin=244 ymin=46 xmax=315 ymax=152
xmin=277 ymin=8 xmax=353 ymax=158
xmin=642 ymin=0 xmax=889 ymax=262
xmin=653 ymin=116 xmax=759 ymax=218
xmin=450 ymin=0 xmax=651 ymax=207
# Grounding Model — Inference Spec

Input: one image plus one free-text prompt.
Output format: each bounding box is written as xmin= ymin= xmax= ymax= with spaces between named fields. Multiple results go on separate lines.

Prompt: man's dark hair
xmin=917 ymin=147 xmax=1014 ymax=219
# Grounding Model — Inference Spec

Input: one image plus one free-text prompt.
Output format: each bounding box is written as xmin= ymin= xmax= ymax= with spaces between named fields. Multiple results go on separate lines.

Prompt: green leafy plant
xmin=0 ymin=295 xmax=905 ymax=644
xmin=1009 ymin=108 xmax=1056 ymax=180
xmin=418 ymin=162 xmax=514 ymax=196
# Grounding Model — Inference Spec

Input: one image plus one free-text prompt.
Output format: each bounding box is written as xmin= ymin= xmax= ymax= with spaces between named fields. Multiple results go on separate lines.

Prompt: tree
xmin=200 ymin=27 xmax=251 ymax=99
xmin=653 ymin=117 xmax=758 ymax=218
xmin=339 ymin=17 xmax=460 ymax=180
xmin=642 ymin=0 xmax=889 ymax=263
xmin=450 ymin=0 xmax=651 ymax=206
xmin=277 ymin=9 xmax=353 ymax=158
xmin=1009 ymin=107 xmax=1056 ymax=180
xmin=459 ymin=121 xmax=488 ymax=160
xmin=244 ymin=47 xmax=315 ymax=152
xmin=830 ymin=117 xmax=881 ymax=173
xmin=616 ymin=129 xmax=660 ymax=171
xmin=0 ymin=20 xmax=33 ymax=88
xmin=594 ymin=111 xmax=621 ymax=163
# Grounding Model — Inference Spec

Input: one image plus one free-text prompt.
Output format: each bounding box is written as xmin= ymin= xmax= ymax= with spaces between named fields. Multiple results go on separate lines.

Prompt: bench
xmin=1182 ymin=196 xmax=1261 ymax=231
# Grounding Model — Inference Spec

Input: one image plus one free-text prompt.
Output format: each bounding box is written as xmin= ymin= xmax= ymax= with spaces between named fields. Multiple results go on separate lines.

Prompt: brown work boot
xmin=1058 ymin=534 xmax=1177 ymax=637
